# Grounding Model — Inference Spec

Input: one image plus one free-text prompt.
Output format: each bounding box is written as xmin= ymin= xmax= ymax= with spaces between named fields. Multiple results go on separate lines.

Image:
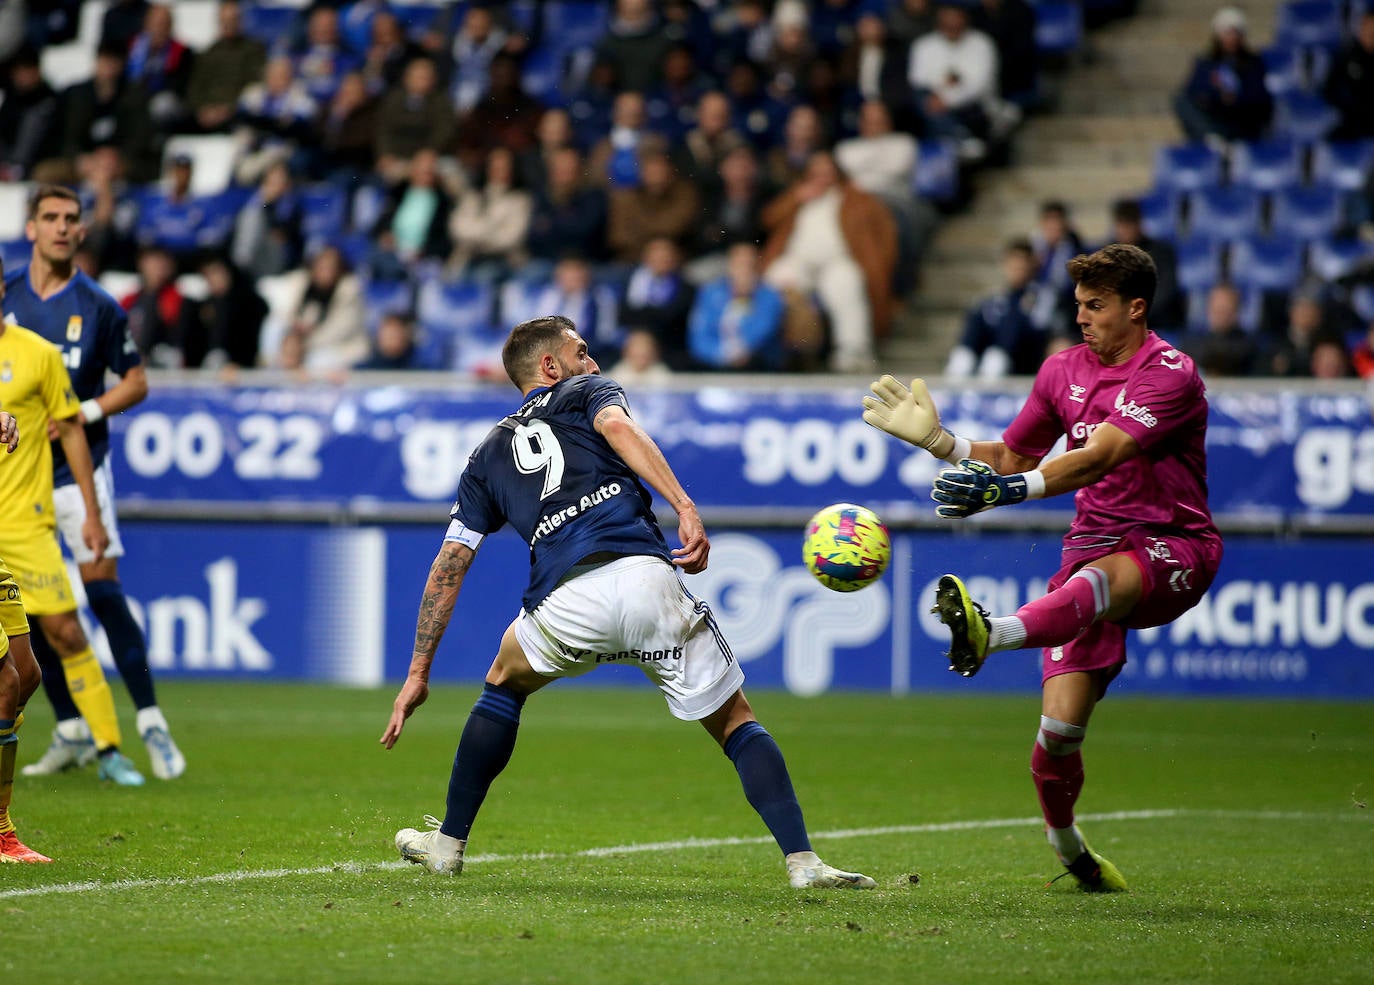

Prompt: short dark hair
xmin=1112 ymin=198 xmax=1143 ymax=224
xmin=1041 ymin=200 xmax=1069 ymax=218
xmin=1005 ymin=237 xmax=1035 ymax=258
xmin=502 ymin=315 xmax=576 ymax=388
xmin=28 ymin=184 xmax=82 ymax=221
xmin=1066 ymin=244 xmax=1157 ymax=315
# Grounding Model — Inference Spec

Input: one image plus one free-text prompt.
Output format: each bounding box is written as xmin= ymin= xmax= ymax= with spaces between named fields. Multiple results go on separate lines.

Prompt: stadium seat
xmin=1352 ymin=283 xmax=1374 ymax=322
xmin=1311 ymin=139 xmax=1374 ymax=191
xmin=241 ymin=4 xmax=303 ymax=46
xmin=299 ymin=184 xmax=348 ymax=244
xmin=1187 ymin=186 xmax=1263 ymax=242
xmin=1136 ymin=188 xmax=1181 ymax=241
xmin=39 ymin=0 xmax=106 ymax=89
xmin=1230 ymin=138 xmax=1303 ymax=192
xmin=391 ymin=1 xmax=444 ymax=39
xmin=1033 ymin=2 xmax=1084 ymax=57
xmin=1175 ymin=235 xmax=1225 ymax=294
xmin=1262 ymin=46 xmax=1303 ymax=95
xmin=0 ymin=184 xmax=31 ymax=241
xmin=913 ymin=139 xmax=960 ymax=204
xmin=417 ymin=279 xmax=496 ymax=337
xmin=543 ymin=1 xmax=611 ymax=52
xmin=1153 ymin=144 xmax=1223 ymax=194
xmin=1276 ymin=1 xmax=1345 ymax=48
xmin=1272 ymin=91 xmax=1339 ymax=142
xmin=162 ymin=136 xmax=241 ymax=197
xmin=98 ymin=270 xmax=140 ymax=300
xmin=1231 ymin=235 xmax=1305 ymax=292
xmin=1308 ymin=236 xmax=1374 ymax=280
xmin=0 ymin=238 xmax=32 ymax=271
xmin=521 ymin=45 xmax=569 ymax=104
xmin=1271 ymin=184 xmax=1342 ymax=241
xmin=350 ymin=184 xmax=387 ymax=234
xmin=363 ymin=279 xmax=416 ymax=333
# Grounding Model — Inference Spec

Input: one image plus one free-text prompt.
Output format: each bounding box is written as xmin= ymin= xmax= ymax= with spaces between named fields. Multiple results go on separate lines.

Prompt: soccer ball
xmin=802 ymin=503 xmax=891 ymax=592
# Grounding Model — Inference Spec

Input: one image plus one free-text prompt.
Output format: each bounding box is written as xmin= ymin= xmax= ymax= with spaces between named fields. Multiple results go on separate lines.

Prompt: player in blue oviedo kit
xmin=2 ymin=185 xmax=185 ymax=780
xmin=382 ymin=315 xmax=875 ymax=889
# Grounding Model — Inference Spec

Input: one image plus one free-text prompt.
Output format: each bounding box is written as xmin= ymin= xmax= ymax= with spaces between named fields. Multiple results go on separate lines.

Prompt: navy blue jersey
xmin=451 ymin=374 xmax=672 ymax=610
xmin=2 ymin=266 xmax=142 ymax=484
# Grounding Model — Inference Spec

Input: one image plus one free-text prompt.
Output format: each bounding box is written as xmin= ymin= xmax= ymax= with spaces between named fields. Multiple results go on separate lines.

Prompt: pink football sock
xmin=1031 ymin=718 xmax=1086 ymax=830
xmin=1015 ymin=567 xmax=1109 ymax=649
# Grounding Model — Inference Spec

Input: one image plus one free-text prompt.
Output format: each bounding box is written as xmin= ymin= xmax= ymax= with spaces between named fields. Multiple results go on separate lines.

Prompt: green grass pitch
xmin=2 ymin=682 xmax=1370 ymax=985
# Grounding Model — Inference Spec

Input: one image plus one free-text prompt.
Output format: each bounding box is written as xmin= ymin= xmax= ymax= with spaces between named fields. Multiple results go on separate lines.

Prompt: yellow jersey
xmin=0 ymin=322 xmax=80 ymax=531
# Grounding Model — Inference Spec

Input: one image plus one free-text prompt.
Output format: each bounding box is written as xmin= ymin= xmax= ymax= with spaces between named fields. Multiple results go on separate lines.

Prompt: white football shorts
xmin=514 ymin=555 xmax=744 ymax=721
xmin=53 ymin=458 xmax=126 ymax=564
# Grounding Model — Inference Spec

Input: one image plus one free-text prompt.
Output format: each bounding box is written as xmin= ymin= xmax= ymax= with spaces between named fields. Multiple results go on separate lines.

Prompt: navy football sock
xmin=441 ymin=683 xmax=525 ymax=841
xmin=85 ymin=580 xmax=157 ymax=710
xmin=31 ymin=628 xmax=81 ymax=724
xmin=725 ymin=721 xmax=812 ymax=855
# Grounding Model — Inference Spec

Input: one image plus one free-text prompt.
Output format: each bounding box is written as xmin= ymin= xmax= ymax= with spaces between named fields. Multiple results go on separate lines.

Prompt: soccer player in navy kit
xmin=382 ymin=315 xmax=875 ymax=889
xmin=3 ymin=185 xmax=185 ymax=780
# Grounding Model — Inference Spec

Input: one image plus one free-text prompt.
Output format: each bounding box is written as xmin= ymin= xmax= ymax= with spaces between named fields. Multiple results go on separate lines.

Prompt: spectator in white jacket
xmin=835 ymin=100 xmax=937 ymax=289
xmin=448 ymin=145 xmax=532 ymax=284
xmin=908 ymin=1 xmax=1000 ymax=156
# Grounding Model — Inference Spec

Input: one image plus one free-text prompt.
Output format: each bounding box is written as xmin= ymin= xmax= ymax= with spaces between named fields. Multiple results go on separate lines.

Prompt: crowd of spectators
xmin=949 ymin=3 xmax=1374 ymax=382
xmin=1 ymin=0 xmax=1055 ymax=378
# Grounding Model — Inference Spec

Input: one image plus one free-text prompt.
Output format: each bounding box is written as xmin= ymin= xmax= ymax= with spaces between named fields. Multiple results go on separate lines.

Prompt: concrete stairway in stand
xmin=882 ymin=0 xmax=1282 ymax=377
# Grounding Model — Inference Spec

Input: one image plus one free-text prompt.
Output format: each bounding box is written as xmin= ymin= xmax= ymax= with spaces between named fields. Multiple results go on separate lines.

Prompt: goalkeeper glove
xmin=862 ymin=376 xmax=951 ymax=455
xmin=931 ymin=459 xmax=1032 ymax=519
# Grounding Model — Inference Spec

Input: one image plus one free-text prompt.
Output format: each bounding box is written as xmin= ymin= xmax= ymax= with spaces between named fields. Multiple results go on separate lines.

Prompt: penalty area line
xmin=0 ymin=808 xmax=1361 ymax=901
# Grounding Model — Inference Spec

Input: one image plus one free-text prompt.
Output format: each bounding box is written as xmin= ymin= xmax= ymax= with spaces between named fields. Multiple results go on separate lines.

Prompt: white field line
xmin=1 ymin=808 xmax=1364 ymax=901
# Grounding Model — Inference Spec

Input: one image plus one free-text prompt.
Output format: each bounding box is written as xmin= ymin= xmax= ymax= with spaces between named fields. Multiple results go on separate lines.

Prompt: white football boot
xmin=137 ymin=708 xmax=186 ymax=780
xmin=21 ymin=720 xmax=98 ymax=776
xmin=786 ymin=851 xmax=877 ymax=889
xmin=396 ymin=815 xmax=466 ymax=876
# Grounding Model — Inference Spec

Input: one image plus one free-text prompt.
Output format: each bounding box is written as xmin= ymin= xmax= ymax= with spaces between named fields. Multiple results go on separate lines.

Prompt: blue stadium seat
xmin=1137 ymin=188 xmax=1182 ymax=241
xmin=392 ymin=2 xmax=444 ymax=39
xmin=241 ymin=4 xmax=301 ymax=46
xmin=1230 ymin=138 xmax=1303 ymax=192
xmin=1308 ymin=236 xmax=1374 ymax=280
xmin=1261 ymin=46 xmax=1303 ymax=95
xmin=1175 ymin=235 xmax=1224 ymax=294
xmin=417 ymin=278 xmax=496 ymax=336
xmin=362 ymin=279 xmax=416 ymax=333
xmin=1187 ymin=186 xmax=1263 ymax=241
xmin=1272 ymin=91 xmax=1339 ymax=142
xmin=0 ymin=238 xmax=31 ymax=271
xmin=337 ymin=232 xmax=374 ymax=271
xmin=1276 ymin=1 xmax=1345 ymax=48
xmin=913 ymin=139 xmax=960 ymax=204
xmin=1271 ymin=184 xmax=1342 ymax=241
xmin=521 ymin=45 xmax=569 ymax=104
xmin=1231 ymin=235 xmax=1305 ymax=292
xmin=543 ymin=1 xmax=611 ymax=52
xmin=1311 ymin=139 xmax=1374 ymax=191
xmin=1352 ymin=283 xmax=1374 ymax=322
xmin=1033 ymin=2 xmax=1084 ymax=57
xmin=1153 ymin=143 xmax=1223 ymax=194
xmin=299 ymin=184 xmax=348 ymax=243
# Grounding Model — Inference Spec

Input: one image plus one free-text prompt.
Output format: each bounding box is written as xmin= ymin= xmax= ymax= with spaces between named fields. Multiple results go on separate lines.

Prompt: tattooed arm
xmin=381 ymin=541 xmax=475 ymax=748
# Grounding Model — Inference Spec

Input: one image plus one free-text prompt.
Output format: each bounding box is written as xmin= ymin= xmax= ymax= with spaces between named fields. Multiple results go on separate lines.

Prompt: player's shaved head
xmin=28 ymin=184 xmax=81 ymax=221
xmin=503 ymin=315 xmax=578 ymax=388
xmin=1067 ymin=243 xmax=1156 ymax=315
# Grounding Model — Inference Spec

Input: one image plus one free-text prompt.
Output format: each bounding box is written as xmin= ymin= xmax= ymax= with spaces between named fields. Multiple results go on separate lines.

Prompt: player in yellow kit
xmin=0 ymin=408 xmax=54 ymax=860
xmin=0 ymin=259 xmax=144 ymax=785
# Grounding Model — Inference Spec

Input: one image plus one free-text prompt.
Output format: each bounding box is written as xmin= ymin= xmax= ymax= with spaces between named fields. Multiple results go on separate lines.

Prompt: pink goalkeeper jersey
xmin=1003 ymin=332 xmax=1220 ymax=544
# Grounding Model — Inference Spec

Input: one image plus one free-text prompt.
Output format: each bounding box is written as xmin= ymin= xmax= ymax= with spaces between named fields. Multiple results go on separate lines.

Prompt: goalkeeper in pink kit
xmin=863 ymin=244 xmax=1222 ymax=891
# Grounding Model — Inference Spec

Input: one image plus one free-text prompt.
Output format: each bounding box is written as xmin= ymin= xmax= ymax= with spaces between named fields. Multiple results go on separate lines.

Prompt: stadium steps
xmin=884 ymin=0 xmax=1283 ymax=376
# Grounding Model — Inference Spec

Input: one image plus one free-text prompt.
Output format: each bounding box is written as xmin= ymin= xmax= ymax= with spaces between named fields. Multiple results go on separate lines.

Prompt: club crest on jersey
xmin=1114 ymin=387 xmax=1158 ymax=428
xmin=66 ymin=315 xmax=83 ymax=342
xmin=1068 ymin=383 xmax=1087 ymax=403
xmin=0 ymin=361 xmax=11 ymax=383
